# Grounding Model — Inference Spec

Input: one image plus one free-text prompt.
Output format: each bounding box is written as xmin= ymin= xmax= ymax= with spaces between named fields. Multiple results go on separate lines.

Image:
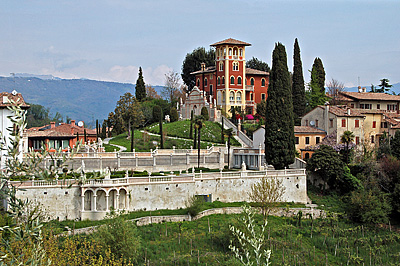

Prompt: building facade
xmin=191 ymin=38 xmax=269 ymax=116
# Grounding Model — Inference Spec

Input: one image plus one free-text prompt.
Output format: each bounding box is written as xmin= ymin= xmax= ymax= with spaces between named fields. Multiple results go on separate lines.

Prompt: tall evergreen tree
xmin=311 ymin=57 xmax=326 ymax=94
xmin=292 ymin=38 xmax=306 ymax=126
xmin=135 ymin=67 xmax=146 ymax=101
xmin=264 ymin=43 xmax=295 ymax=170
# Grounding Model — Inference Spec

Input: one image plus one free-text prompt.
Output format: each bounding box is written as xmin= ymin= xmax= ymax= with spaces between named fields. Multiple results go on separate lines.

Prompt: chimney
xmin=50 ymin=122 xmax=55 ymax=129
xmin=201 ymin=62 xmax=205 ymax=71
xmin=362 ymin=87 xmax=366 ymax=93
xmin=347 ymin=108 xmax=351 ymax=115
xmin=71 ymin=120 xmax=76 ymax=126
xmin=358 ymin=86 xmax=362 ymax=93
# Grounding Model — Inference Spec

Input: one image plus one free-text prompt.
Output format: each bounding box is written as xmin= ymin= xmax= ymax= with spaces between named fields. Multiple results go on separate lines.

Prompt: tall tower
xmin=211 ymin=38 xmax=251 ymax=116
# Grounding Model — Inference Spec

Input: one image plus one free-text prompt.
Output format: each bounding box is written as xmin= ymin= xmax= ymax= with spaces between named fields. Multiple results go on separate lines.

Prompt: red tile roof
xmin=245 ymin=68 xmax=269 ymax=76
xmin=26 ymin=122 xmax=96 ymax=138
xmin=211 ymin=38 xmax=251 ymax=47
xmin=190 ymin=66 xmax=216 ymax=75
xmin=0 ymin=92 xmax=29 ymax=109
xmin=339 ymin=91 xmax=400 ymax=101
xmin=326 ymin=105 xmax=365 ymax=117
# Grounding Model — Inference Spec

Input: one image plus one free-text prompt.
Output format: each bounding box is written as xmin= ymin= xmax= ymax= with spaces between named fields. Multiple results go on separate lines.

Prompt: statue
xmin=104 ymin=167 xmax=111 ymax=179
xmin=241 ymin=161 xmax=246 ymax=171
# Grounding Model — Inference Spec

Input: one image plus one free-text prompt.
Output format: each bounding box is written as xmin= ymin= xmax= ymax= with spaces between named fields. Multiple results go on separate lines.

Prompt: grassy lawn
xmin=146 ymin=120 xmax=240 ymax=146
xmin=103 ymin=143 xmax=119 ymax=152
xmin=109 ymin=129 xmax=225 ymax=152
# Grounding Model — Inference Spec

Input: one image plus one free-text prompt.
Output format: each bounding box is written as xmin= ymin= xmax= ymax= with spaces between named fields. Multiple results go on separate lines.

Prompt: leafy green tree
xmin=264 ymin=43 xmax=295 ymax=170
xmin=135 ymin=67 xmax=146 ymax=101
xmin=246 ymin=57 xmax=270 ymax=72
xmin=341 ymin=130 xmax=355 ymax=164
xmin=391 ymin=130 xmax=400 ymax=159
xmin=94 ymin=214 xmax=141 ymax=263
xmin=152 ymin=105 xmax=162 ymax=122
xmin=292 ymin=38 xmax=306 ymax=125
xmin=185 ymin=195 xmax=205 ymax=217
xmin=170 ymin=107 xmax=178 ymax=122
xmin=376 ymin=78 xmax=392 ymax=93
xmin=181 ymin=47 xmax=215 ymax=91
xmin=201 ymin=106 xmax=209 ymax=121
xmin=377 ymin=131 xmax=391 ymax=159
xmin=25 ymin=103 xmax=51 ymax=128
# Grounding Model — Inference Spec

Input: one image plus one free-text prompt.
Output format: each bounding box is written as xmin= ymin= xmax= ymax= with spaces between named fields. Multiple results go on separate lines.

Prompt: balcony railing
xmin=246 ymin=85 xmax=254 ymax=91
xmin=246 ymin=100 xmax=255 ymax=105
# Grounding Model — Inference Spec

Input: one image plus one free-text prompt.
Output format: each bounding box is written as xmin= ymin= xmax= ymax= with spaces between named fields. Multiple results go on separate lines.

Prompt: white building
xmin=0 ymin=91 xmax=29 ymax=169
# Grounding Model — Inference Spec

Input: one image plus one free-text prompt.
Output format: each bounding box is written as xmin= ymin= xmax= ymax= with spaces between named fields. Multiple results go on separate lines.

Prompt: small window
xmin=250 ymin=93 xmax=253 ymax=101
xmin=356 ymin=136 xmax=360 ymax=145
xmin=229 ymin=48 xmax=232 ymax=56
xmin=305 ymin=137 xmax=310 ymax=145
xmin=219 ymin=62 xmax=224 ymax=71
xmin=261 ymin=79 xmax=266 ymax=87
xmin=230 ymin=76 xmax=235 ymax=85
xmin=204 ymin=78 xmax=208 ymax=87
xmin=239 ymin=49 xmax=243 ymax=57
xmin=330 ymin=119 xmax=334 ymax=128
xmin=316 ymin=137 xmax=320 ymax=144
xmin=222 ymin=77 xmax=225 ymax=85
xmin=315 ymin=120 xmax=319 ymax=127
xmin=351 ymin=104 xmax=355 ymax=108
xmin=197 ymin=79 xmax=200 ymax=87
xmin=304 ymin=153 xmax=310 ymax=160
xmin=210 ymin=85 xmax=213 ymax=96
xmin=371 ymin=135 xmax=375 ymax=144
xmin=218 ymin=77 xmax=221 ymax=85
xmin=250 ymin=78 xmax=255 ymax=86
xmin=261 ymin=93 xmax=266 ymax=101
xmin=342 ymin=119 xmax=346 ymax=127
xmin=229 ymin=91 xmax=235 ymax=102
xmin=377 ymin=104 xmax=380 ymax=110
xmin=238 ymin=77 xmax=242 ymax=85
xmin=233 ymin=62 xmax=239 ymax=71
xmin=355 ymin=119 xmax=359 ymax=128
xmin=372 ymin=121 xmax=376 ymax=128
xmin=295 ymin=137 xmax=299 ymax=144
xmin=233 ymin=47 xmax=238 ymax=56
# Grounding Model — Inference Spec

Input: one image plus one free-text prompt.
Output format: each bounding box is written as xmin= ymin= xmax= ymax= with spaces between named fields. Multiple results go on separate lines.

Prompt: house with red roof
xmin=26 ymin=120 xmax=97 ymax=152
xmin=190 ymin=38 xmax=269 ymax=116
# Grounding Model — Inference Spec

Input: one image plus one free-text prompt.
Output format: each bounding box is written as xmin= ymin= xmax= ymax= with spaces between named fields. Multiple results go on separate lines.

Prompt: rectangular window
xmin=377 ymin=104 xmax=380 ymax=109
xmin=316 ymin=137 xmax=320 ymax=144
xmin=315 ymin=120 xmax=319 ymax=127
xmin=371 ymin=135 xmax=375 ymax=144
xmin=295 ymin=137 xmax=299 ymax=145
xmin=373 ymin=121 xmax=376 ymax=128
xmin=330 ymin=119 xmax=334 ymax=128
xmin=360 ymin=104 xmax=372 ymax=109
xmin=48 ymin=140 xmax=55 ymax=149
xmin=381 ymin=122 xmax=388 ymax=128
xmin=342 ymin=119 xmax=346 ymax=127
xmin=387 ymin=104 xmax=397 ymax=111
xmin=351 ymin=104 xmax=355 ymax=108
xmin=261 ymin=93 xmax=266 ymax=101
xmin=355 ymin=119 xmax=359 ymax=128
xmin=305 ymin=120 xmax=308 ymax=126
xmin=305 ymin=137 xmax=310 ymax=145
xmin=356 ymin=136 xmax=360 ymax=145
xmin=62 ymin=140 xmax=69 ymax=149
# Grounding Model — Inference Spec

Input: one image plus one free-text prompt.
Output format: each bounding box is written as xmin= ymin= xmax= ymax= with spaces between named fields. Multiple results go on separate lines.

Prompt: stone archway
xmin=109 ymin=189 xmax=118 ymax=210
xmin=84 ymin=190 xmax=93 ymax=211
xmin=96 ymin=190 xmax=107 ymax=211
xmin=119 ymin=188 xmax=127 ymax=209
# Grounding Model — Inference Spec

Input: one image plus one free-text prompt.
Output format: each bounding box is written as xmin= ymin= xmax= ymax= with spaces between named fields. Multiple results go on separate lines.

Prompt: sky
xmin=1 ymin=0 xmax=399 ymax=87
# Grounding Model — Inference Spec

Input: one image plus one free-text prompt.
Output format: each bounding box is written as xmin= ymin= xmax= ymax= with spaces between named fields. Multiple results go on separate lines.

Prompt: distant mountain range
xmin=0 ymin=75 xmax=164 ymax=126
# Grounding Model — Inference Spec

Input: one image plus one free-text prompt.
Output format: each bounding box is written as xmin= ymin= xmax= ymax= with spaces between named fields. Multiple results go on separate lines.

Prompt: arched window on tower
xmin=236 ymin=91 xmax=242 ymax=102
xmin=218 ymin=77 xmax=221 ymax=85
xmin=204 ymin=78 xmax=208 ymax=87
xmin=210 ymin=85 xmax=213 ymax=96
xmin=223 ymin=48 xmax=226 ymax=56
xmin=261 ymin=78 xmax=266 ymax=87
xmin=239 ymin=49 xmax=243 ymax=57
xmin=238 ymin=77 xmax=242 ymax=85
xmin=230 ymin=76 xmax=235 ymax=85
xmin=250 ymin=78 xmax=255 ymax=86
xmin=230 ymin=91 xmax=235 ymax=102
xmin=233 ymin=47 xmax=238 ymax=57
xmin=222 ymin=76 xmax=225 ymax=85
xmin=229 ymin=48 xmax=232 ymax=56
xmin=219 ymin=62 xmax=224 ymax=71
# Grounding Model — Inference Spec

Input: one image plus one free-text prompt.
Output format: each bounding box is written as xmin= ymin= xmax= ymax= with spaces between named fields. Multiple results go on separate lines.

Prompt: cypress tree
xmin=292 ymin=38 xmax=306 ymax=126
xmin=265 ymin=43 xmax=295 ymax=170
xmin=221 ymin=118 xmax=224 ymax=143
xmin=135 ymin=67 xmax=146 ymax=101
xmin=311 ymin=58 xmax=326 ymax=94
xmin=101 ymin=122 xmax=107 ymax=139
xmin=84 ymin=129 xmax=87 ymax=144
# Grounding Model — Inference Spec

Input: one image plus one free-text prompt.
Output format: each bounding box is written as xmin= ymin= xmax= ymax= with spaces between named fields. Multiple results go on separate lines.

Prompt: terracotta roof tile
xmin=326 ymin=105 xmax=365 ymax=117
xmin=26 ymin=122 xmax=96 ymax=138
xmin=211 ymin=38 xmax=251 ymax=46
xmin=294 ymin=126 xmax=326 ymax=134
xmin=245 ymin=68 xmax=269 ymax=76
xmin=339 ymin=91 xmax=400 ymax=101
xmin=190 ymin=66 xmax=216 ymax=75
xmin=0 ymin=92 xmax=29 ymax=109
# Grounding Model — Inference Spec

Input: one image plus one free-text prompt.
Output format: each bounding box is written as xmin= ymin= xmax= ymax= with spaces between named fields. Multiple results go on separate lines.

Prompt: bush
xmin=170 ymin=107 xmax=178 ymax=122
xmin=186 ymin=195 xmax=205 ymax=216
xmin=346 ymin=189 xmax=392 ymax=224
xmin=201 ymin=107 xmax=209 ymax=121
xmin=94 ymin=214 xmax=141 ymax=262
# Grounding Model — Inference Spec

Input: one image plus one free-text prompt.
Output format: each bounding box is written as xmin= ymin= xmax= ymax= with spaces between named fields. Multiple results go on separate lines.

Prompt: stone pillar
xmin=93 ymin=194 xmax=97 ymax=211
xmin=186 ymin=153 xmax=190 ymax=165
xmin=81 ymin=193 xmax=85 ymax=212
xmin=170 ymin=154 xmax=173 ymax=165
xmin=117 ymin=152 xmax=120 ymax=169
xmin=106 ymin=195 xmax=109 ymax=211
xmin=153 ymin=154 xmax=156 ymax=166
xmin=99 ymin=155 xmax=103 ymax=174
xmin=116 ymin=193 xmax=120 ymax=210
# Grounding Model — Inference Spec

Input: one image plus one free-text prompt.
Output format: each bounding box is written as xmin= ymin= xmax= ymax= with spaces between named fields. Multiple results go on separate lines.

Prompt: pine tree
xmin=307 ymin=58 xmax=327 ymax=110
xmin=135 ymin=67 xmax=146 ymax=101
xmin=264 ymin=43 xmax=295 ymax=170
xmin=292 ymin=38 xmax=306 ymax=126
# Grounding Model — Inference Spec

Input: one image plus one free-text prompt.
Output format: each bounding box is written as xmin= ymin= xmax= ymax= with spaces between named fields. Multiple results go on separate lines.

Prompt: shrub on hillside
xmin=186 ymin=195 xmax=205 ymax=216
xmin=170 ymin=107 xmax=178 ymax=122
xmin=201 ymin=107 xmax=209 ymax=121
